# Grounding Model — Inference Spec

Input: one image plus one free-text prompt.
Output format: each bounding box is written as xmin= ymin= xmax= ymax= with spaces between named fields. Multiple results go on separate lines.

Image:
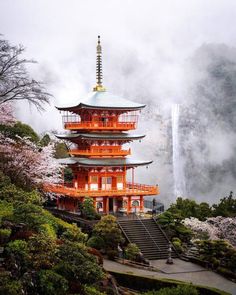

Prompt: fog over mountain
xmin=0 ymin=0 xmax=236 ymax=205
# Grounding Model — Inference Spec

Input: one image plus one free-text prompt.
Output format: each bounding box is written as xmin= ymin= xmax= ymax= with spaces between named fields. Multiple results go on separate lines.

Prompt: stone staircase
xmin=118 ymin=218 xmax=178 ymax=260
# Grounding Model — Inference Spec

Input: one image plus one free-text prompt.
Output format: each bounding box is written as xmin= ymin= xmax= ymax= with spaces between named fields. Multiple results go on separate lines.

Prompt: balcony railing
xmin=69 ymin=147 xmax=131 ymax=157
xmin=64 ymin=121 xmax=136 ymax=131
xmin=44 ymin=182 xmax=159 ymax=197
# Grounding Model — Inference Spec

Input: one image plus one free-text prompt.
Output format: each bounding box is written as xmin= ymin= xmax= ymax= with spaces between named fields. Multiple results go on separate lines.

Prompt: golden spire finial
xmin=93 ymin=35 xmax=106 ymax=92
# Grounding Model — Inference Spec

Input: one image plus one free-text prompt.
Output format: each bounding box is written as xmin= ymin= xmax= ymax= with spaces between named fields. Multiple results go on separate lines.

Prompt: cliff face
xmin=181 ymin=44 xmax=236 ymax=202
xmin=138 ymin=44 xmax=236 ymax=204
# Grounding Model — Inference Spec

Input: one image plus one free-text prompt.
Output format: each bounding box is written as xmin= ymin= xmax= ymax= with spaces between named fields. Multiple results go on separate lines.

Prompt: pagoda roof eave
xmin=56 ymin=133 xmax=145 ymax=141
xmin=58 ymin=157 xmax=153 ymax=168
xmin=55 ymin=91 xmax=145 ymax=112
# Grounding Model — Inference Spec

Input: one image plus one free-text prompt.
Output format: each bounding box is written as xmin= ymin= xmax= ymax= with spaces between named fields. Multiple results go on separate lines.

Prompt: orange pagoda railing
xmin=44 ymin=182 xmax=159 ymax=198
xmin=64 ymin=121 xmax=136 ymax=131
xmin=69 ymin=147 xmax=131 ymax=157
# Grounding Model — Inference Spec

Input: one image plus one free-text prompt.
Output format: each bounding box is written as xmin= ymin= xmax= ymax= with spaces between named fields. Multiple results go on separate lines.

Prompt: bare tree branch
xmin=0 ymin=37 xmax=51 ymax=110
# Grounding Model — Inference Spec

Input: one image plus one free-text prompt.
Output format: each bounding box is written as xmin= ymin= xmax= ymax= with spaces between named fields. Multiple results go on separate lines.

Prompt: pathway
xmin=104 ymin=259 xmax=236 ymax=295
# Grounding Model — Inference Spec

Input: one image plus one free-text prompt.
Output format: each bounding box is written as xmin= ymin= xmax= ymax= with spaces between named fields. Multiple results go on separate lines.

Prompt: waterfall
xmin=172 ymin=104 xmax=185 ymax=198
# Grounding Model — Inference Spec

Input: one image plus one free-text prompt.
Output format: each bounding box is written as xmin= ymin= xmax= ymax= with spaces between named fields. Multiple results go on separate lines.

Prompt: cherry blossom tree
xmin=0 ymin=101 xmax=63 ymax=189
xmin=0 ymin=102 xmax=16 ymax=125
xmin=183 ymin=216 xmax=236 ymax=247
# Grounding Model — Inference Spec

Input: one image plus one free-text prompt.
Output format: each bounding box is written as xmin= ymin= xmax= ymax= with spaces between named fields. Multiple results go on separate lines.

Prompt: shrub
xmin=93 ymin=215 xmax=124 ymax=250
xmin=125 ymin=243 xmax=140 ymax=261
xmin=39 ymin=223 xmax=57 ymax=239
xmin=172 ymin=240 xmax=183 ymax=254
xmin=143 ymin=284 xmax=199 ymax=295
xmin=6 ymin=240 xmax=30 ymax=273
xmin=0 ymin=200 xmax=13 ymax=224
xmin=55 ymin=241 xmax=104 ymax=284
xmin=0 ymin=274 xmax=23 ymax=295
xmin=107 ymin=249 xmax=118 ymax=260
xmin=61 ymin=223 xmax=87 ymax=243
xmin=0 ymin=228 xmax=11 ymax=244
xmin=81 ymin=197 xmax=100 ymax=220
xmin=38 ymin=270 xmax=68 ymax=295
xmin=83 ymin=285 xmax=106 ymax=295
xmin=87 ymin=236 xmax=105 ymax=250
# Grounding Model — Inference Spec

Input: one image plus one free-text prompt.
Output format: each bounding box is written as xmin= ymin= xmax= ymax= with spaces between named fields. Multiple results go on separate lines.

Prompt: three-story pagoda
xmin=45 ymin=36 xmax=159 ymax=214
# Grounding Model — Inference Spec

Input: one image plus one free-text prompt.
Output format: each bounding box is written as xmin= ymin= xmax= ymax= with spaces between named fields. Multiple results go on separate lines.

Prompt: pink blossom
xmin=183 ymin=217 xmax=236 ymax=247
xmin=0 ymin=102 xmax=16 ymax=126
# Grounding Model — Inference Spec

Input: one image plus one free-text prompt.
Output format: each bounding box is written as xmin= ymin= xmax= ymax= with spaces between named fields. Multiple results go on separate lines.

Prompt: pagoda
xmin=45 ymin=36 xmax=159 ymax=214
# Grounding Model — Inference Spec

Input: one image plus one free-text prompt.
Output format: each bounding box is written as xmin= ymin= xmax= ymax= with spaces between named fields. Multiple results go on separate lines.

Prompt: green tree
xmin=61 ymin=223 xmax=87 ymax=243
xmin=0 ymin=121 xmax=39 ymax=143
xmin=6 ymin=240 xmax=31 ymax=275
xmin=0 ymin=274 xmax=23 ymax=295
xmin=212 ymin=191 xmax=236 ymax=217
xmin=28 ymin=232 xmax=57 ymax=269
xmin=93 ymin=215 xmax=123 ymax=250
xmin=168 ymin=197 xmax=213 ymax=221
xmin=40 ymin=133 xmax=51 ymax=146
xmin=54 ymin=142 xmax=69 ymax=158
xmin=81 ymin=197 xmax=100 ymax=220
xmin=125 ymin=243 xmax=140 ymax=261
xmin=157 ymin=211 xmax=192 ymax=242
xmin=55 ymin=241 xmax=104 ymax=284
xmin=38 ymin=270 xmax=68 ymax=295
xmin=198 ymin=202 xmax=212 ymax=220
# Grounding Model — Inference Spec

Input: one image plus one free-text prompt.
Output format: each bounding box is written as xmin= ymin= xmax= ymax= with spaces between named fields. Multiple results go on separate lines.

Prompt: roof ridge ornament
xmin=93 ymin=35 xmax=106 ymax=92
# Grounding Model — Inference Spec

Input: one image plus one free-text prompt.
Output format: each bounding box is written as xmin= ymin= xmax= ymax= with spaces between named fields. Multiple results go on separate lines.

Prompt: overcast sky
xmin=1 ymin=0 xmax=236 ymax=132
xmin=1 ymin=0 xmax=236 ymax=203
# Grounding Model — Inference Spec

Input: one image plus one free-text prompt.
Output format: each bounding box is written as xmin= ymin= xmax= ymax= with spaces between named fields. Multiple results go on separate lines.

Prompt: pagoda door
xmin=102 ymin=177 xmax=112 ymax=190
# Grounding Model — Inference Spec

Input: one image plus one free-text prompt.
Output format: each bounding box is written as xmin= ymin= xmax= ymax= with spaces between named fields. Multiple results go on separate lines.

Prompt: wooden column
xmin=103 ymin=197 xmax=108 ymax=214
xmin=140 ymin=196 xmax=144 ymax=212
xmin=127 ymin=196 xmax=131 ymax=214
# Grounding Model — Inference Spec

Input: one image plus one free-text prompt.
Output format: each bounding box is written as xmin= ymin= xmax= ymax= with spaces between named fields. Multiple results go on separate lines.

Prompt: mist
xmin=1 ymin=0 xmax=236 ymax=206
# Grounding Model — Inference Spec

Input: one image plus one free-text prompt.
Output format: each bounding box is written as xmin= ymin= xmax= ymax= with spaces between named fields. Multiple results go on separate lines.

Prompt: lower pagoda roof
xmin=58 ymin=157 xmax=152 ymax=167
xmin=56 ymin=133 xmax=145 ymax=141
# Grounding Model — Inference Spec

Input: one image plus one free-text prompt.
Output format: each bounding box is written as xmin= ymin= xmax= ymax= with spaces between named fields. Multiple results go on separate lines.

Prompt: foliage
xmin=0 ymin=228 xmax=11 ymax=244
xmin=87 ymin=236 xmax=105 ymax=250
xmin=0 ymin=200 xmax=13 ymax=223
xmin=55 ymin=241 xmax=104 ymax=284
xmin=0 ymin=181 xmax=42 ymax=205
xmin=125 ymin=243 xmax=140 ymax=261
xmin=93 ymin=215 xmax=124 ymax=250
xmin=64 ymin=167 xmax=73 ymax=182
xmin=0 ymin=37 xmax=50 ymax=109
xmin=40 ymin=133 xmax=51 ymax=146
xmin=0 ymin=121 xmax=39 ymax=143
xmin=0 ymin=274 xmax=23 ymax=295
xmin=171 ymin=237 xmax=183 ymax=253
xmin=28 ymin=233 xmax=58 ymax=269
xmin=168 ymin=197 xmax=212 ymax=221
xmin=143 ymin=284 xmax=199 ymax=295
xmin=157 ymin=211 xmax=192 ymax=242
xmin=195 ymin=239 xmax=236 ymax=275
xmin=81 ymin=197 xmax=100 ymax=220
xmin=212 ymin=191 xmax=236 ymax=217
xmin=38 ymin=270 xmax=68 ymax=295
xmin=61 ymin=223 xmax=87 ymax=243
xmin=6 ymin=240 xmax=31 ymax=274
xmin=83 ymin=285 xmax=106 ymax=295
xmin=54 ymin=141 xmax=69 ymax=158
